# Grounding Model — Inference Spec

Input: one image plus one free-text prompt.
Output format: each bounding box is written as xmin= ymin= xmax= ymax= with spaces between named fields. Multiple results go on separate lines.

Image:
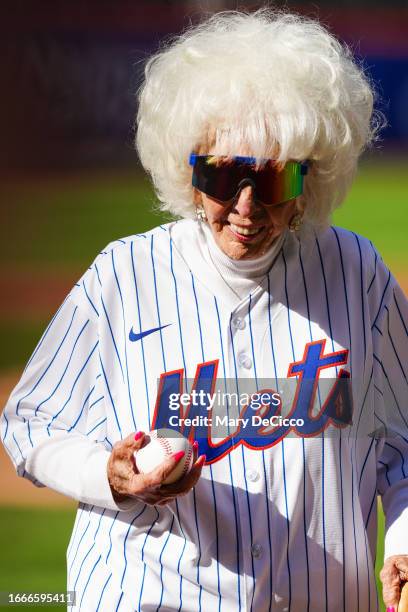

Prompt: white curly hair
xmin=135 ymin=8 xmax=381 ymax=226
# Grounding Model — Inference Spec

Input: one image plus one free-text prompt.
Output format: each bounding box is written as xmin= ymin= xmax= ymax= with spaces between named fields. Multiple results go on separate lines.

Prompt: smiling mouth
xmin=228 ymin=223 xmax=264 ymax=241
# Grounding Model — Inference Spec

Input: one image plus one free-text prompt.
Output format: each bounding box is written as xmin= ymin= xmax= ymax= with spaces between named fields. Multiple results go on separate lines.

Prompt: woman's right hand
xmin=107 ymin=431 xmax=206 ymax=506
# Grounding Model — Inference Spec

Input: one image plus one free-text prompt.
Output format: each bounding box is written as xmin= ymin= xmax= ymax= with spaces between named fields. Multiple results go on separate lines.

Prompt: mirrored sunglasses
xmin=189 ymin=154 xmax=308 ymax=206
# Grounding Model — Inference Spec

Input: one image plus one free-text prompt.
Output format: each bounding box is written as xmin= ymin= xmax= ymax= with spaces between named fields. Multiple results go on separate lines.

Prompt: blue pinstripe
xmin=384 ymin=305 xmax=407 ymax=381
xmin=96 ymin=573 xmax=112 ymax=611
xmin=394 ymin=290 xmax=408 ymax=334
xmin=111 ymin=249 xmax=137 ymax=430
xmin=131 ymin=241 xmax=151 ymax=423
xmin=371 ymin=270 xmax=391 ymax=330
xmin=46 ymin=341 xmax=98 ymax=434
xmin=14 ymin=305 xmax=78 ymax=418
xmin=69 ymin=515 xmax=91 ymax=572
xmin=120 ymin=506 xmax=148 ymax=589
xmin=248 ymin=293 xmax=273 ymax=612
xmin=367 ymin=249 xmax=378 ymax=295
xmin=79 ymin=555 xmax=101 ymax=611
xmin=169 ymin=237 xmax=205 ymax=610
xmin=24 ymin=295 xmax=70 ymax=373
xmin=12 ymin=433 xmax=24 ymax=461
xmin=67 ymin=504 xmax=87 ymax=561
xmin=296 ymin=245 xmax=317 ymax=611
xmin=82 ymin=279 xmax=99 ymax=317
xmin=358 ymin=437 xmax=375 ymax=491
xmin=353 ymin=233 xmax=367 ymax=365
xmin=151 ymin=235 xmax=168 ymax=372
xmin=89 ymin=394 xmax=104 ymax=410
xmin=30 ymin=318 xmax=90 ymax=419
xmin=101 ymin=295 xmax=124 ymax=381
xmin=229 ymin=310 xmax=256 ymax=610
xmin=106 ymin=511 xmax=120 ymax=562
xmin=332 ymin=228 xmax=353 ymax=375
xmin=73 ymin=509 xmax=105 ymax=592
xmin=191 ymin=273 xmax=222 ymax=611
xmin=99 ymin=355 xmax=122 ymax=437
xmin=373 ymin=355 xmax=408 ymax=430
xmin=68 ymin=384 xmax=96 ymax=432
xmin=284 ymin=246 xmax=313 ymax=610
xmin=214 ymin=296 xmax=242 ymax=610
xmin=138 ymin=508 xmax=159 ymax=611
xmin=156 ymin=515 xmax=175 ymax=611
xmin=86 ymin=417 xmax=107 ymax=436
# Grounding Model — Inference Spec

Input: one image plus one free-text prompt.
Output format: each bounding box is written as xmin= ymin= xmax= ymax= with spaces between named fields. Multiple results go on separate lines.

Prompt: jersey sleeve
xmin=372 ymin=257 xmax=408 ymax=558
xmin=0 ymin=245 xmax=140 ymax=512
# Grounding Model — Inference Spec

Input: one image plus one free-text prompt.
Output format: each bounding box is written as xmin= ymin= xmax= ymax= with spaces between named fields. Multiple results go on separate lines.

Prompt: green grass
xmin=376 ymin=500 xmax=385 ymax=612
xmin=333 ymin=158 xmax=408 ymax=271
xmin=0 ymin=507 xmax=75 ymax=610
xmin=0 ymin=169 xmax=166 ymax=269
xmin=0 ymin=502 xmax=387 ymax=610
xmin=0 ymin=321 xmax=49 ymax=371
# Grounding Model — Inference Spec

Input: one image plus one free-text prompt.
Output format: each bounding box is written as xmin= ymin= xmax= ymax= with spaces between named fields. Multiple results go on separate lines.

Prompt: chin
xmin=221 ymin=241 xmax=261 ymax=260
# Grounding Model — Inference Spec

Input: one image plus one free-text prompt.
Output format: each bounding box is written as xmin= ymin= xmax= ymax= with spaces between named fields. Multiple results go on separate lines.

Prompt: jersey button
xmin=238 ymin=353 xmax=252 ymax=369
xmin=231 ymin=316 xmax=246 ymax=330
xmin=251 ymin=544 xmax=263 ymax=558
xmin=246 ymin=469 xmax=259 ymax=482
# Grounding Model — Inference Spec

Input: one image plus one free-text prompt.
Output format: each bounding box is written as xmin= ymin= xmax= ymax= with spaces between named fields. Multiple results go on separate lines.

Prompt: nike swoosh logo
xmin=129 ymin=324 xmax=171 ymax=342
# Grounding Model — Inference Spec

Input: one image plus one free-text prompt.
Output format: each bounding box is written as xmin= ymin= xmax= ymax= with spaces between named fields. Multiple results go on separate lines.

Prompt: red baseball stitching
xmin=153 ymin=432 xmax=192 ymax=478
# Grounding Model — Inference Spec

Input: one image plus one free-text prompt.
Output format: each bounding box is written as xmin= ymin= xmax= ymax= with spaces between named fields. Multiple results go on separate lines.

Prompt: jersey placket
xmin=226 ymin=293 xmax=272 ymax=611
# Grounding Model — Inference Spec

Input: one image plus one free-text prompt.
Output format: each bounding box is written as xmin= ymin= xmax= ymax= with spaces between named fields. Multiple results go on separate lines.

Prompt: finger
xmin=179 ymin=453 xmax=206 ymax=489
xmin=161 ymin=454 xmax=206 ymax=495
xmin=399 ymin=581 xmax=408 ymax=612
xmin=132 ymin=431 xmax=146 ymax=450
xmin=381 ymin=561 xmax=401 ymax=610
xmin=192 ymin=440 xmax=199 ymax=464
xmin=395 ymin=558 xmax=408 ymax=582
xmin=143 ymin=451 xmax=187 ymax=487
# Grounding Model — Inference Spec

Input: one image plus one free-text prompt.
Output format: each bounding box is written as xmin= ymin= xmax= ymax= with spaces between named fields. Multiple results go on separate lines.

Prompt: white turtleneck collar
xmin=200 ymin=221 xmax=287 ymax=299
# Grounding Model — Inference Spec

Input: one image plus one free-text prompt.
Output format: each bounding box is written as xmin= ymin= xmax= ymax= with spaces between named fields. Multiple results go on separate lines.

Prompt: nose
xmin=233 ymin=184 xmax=258 ymax=218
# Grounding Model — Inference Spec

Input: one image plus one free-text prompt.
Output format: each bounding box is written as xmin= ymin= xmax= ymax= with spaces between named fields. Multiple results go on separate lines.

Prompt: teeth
xmin=230 ymin=224 xmax=261 ymax=236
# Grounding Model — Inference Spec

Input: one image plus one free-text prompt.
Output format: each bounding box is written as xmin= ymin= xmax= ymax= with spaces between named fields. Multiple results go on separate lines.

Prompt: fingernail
xmin=173 ymin=451 xmax=185 ymax=462
xmin=201 ymin=454 xmax=206 ymax=463
xmin=386 ymin=607 xmax=395 ymax=612
xmin=134 ymin=431 xmax=143 ymax=441
xmin=193 ymin=441 xmax=199 ymax=450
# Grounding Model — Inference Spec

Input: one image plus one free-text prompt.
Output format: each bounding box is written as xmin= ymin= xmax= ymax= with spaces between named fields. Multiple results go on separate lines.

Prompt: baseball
xmin=135 ymin=429 xmax=194 ymax=484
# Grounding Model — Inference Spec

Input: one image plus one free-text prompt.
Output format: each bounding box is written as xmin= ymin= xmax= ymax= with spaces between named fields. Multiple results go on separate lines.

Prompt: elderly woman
xmin=2 ymin=8 xmax=408 ymax=612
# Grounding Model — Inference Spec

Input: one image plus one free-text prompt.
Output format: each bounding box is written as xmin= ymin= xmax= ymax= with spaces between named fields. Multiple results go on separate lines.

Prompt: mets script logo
xmin=151 ymin=339 xmax=352 ymax=464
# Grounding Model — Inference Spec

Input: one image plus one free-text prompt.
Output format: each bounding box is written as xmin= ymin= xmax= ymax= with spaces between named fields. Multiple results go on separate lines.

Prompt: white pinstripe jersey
xmin=2 ymin=219 xmax=408 ymax=611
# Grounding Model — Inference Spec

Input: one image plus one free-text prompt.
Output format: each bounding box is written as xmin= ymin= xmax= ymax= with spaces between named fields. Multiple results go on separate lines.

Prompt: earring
xmin=196 ymin=205 xmax=208 ymax=222
xmin=288 ymin=212 xmax=303 ymax=233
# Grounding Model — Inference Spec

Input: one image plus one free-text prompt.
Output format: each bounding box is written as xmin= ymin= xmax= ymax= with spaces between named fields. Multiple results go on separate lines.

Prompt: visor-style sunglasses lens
xmin=190 ymin=155 xmax=307 ymax=206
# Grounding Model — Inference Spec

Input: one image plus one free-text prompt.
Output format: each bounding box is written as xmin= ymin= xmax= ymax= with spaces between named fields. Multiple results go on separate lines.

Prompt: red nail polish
xmin=201 ymin=455 xmax=206 ymax=463
xmin=386 ymin=607 xmax=395 ymax=612
xmin=134 ymin=431 xmax=143 ymax=441
xmin=193 ymin=441 xmax=199 ymax=449
xmin=173 ymin=451 xmax=185 ymax=462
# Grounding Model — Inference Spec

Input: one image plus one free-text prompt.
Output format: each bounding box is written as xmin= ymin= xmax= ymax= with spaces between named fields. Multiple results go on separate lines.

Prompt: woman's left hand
xmin=380 ymin=555 xmax=408 ymax=610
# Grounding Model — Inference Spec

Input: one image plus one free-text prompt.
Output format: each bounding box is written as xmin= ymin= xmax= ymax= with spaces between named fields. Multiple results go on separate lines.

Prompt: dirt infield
xmin=0 ymin=268 xmax=77 ymax=319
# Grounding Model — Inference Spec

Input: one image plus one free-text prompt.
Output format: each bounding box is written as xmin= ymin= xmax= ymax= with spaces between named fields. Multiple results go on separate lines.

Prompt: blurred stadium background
xmin=0 ymin=1 xmax=406 ymax=609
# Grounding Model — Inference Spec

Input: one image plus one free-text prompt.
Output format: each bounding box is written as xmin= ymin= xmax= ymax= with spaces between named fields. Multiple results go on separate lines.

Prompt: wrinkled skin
xmin=107 ymin=432 xmax=205 ymax=506
xmin=197 ymin=145 xmax=298 ymax=261
xmin=380 ymin=555 xmax=408 ymax=610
